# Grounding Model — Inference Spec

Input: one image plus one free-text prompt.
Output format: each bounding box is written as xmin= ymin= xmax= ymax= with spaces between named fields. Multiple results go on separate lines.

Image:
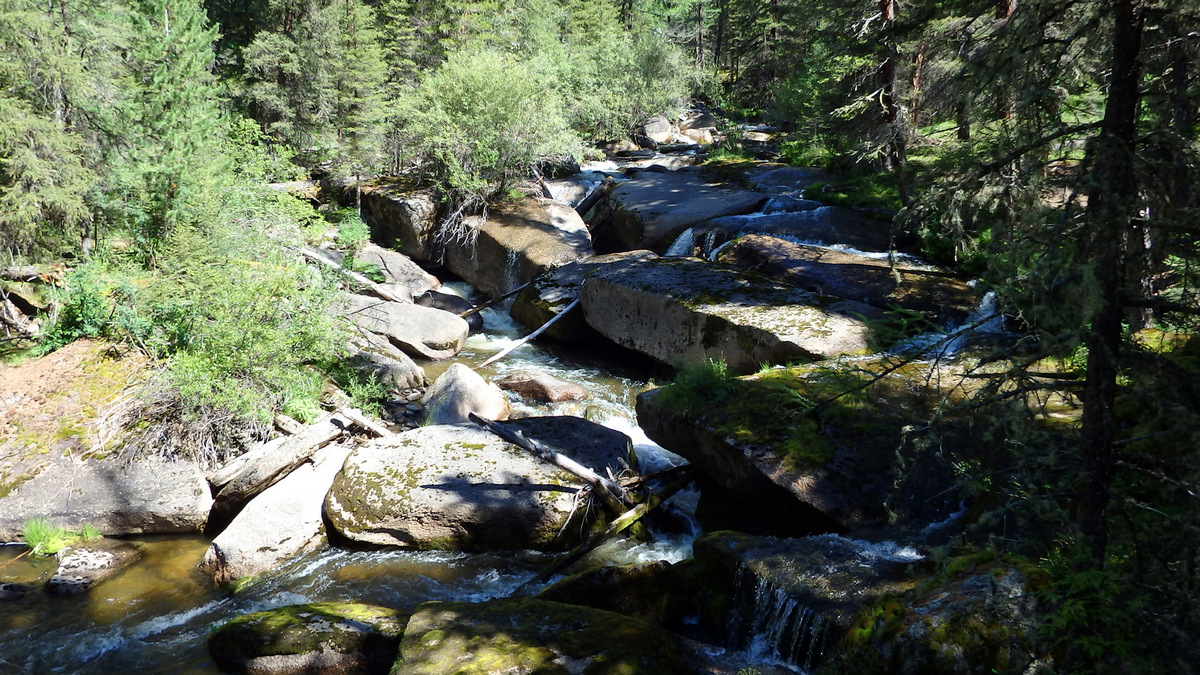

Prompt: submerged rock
xmin=209 ymin=602 xmax=406 ymax=675
xmin=395 ymin=597 xmax=688 ymax=675
xmin=325 ymin=418 xmax=633 ymax=551
xmin=447 ymin=196 xmax=594 ymax=298
xmin=46 ymin=540 xmax=143 ymax=595
xmin=580 ymin=255 xmax=882 ymax=374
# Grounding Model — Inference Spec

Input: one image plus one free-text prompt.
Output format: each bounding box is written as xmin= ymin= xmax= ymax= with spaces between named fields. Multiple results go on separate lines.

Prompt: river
xmin=0 ymin=300 xmax=706 ymax=674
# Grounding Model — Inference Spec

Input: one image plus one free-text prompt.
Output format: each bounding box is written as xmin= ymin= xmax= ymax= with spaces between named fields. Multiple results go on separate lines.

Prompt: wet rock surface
xmin=396 ymin=597 xmax=688 ymax=675
xmin=46 ymin=540 xmax=143 ymax=595
xmin=209 ymin=601 xmax=406 ymax=675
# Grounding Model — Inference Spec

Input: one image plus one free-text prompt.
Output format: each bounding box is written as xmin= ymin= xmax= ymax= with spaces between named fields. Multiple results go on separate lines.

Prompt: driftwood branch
xmin=338 ymin=406 xmax=393 ymax=437
xmin=299 ymin=247 xmax=409 ymax=304
xmin=458 ymin=281 xmax=532 ymax=320
xmin=522 ymin=468 xmax=695 ymax=588
xmin=479 ymin=298 xmax=580 ymax=368
xmin=469 ymin=412 xmax=632 ymax=512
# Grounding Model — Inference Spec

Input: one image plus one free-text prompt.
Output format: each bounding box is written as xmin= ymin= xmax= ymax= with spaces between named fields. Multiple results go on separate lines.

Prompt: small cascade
xmin=895 ymin=288 xmax=1004 ymax=359
xmin=665 ymin=228 xmax=694 ymax=257
xmin=727 ymin=564 xmax=832 ymax=672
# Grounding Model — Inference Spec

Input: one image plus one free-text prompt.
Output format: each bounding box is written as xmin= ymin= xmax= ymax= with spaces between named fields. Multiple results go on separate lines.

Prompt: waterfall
xmin=727 ymin=564 xmax=832 ymax=672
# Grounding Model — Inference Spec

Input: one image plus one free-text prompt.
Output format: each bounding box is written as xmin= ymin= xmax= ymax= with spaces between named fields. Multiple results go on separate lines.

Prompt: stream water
xmin=0 ymin=299 xmax=705 ymax=675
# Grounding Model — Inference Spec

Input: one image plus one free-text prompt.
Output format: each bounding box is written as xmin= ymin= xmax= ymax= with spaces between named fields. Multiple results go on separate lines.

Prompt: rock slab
xmin=580 ymin=255 xmax=880 ymax=373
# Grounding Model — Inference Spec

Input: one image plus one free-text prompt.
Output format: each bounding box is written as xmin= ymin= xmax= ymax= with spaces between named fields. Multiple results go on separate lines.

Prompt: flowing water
xmin=0 ymin=298 xmax=700 ymax=675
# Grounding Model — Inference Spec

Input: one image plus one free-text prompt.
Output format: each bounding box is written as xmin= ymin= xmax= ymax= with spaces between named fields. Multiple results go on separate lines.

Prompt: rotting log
xmin=209 ymin=413 xmax=348 ymax=526
xmin=469 ymin=412 xmax=632 ymax=512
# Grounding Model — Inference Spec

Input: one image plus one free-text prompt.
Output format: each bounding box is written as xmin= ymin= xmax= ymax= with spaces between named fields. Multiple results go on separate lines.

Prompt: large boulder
xmin=691 ymin=531 xmax=922 ymax=672
xmin=446 ymin=197 xmax=594 ymax=298
xmin=597 ymin=168 xmax=768 ymax=253
xmin=508 ymin=251 xmax=657 ymax=341
xmin=635 ymin=115 xmax=675 ymax=144
xmin=335 ymin=293 xmax=469 ymax=361
xmin=200 ymin=442 xmax=354 ymax=587
xmin=209 ymin=602 xmax=406 ymax=675
xmin=420 ymin=363 xmax=509 ymax=425
xmin=346 ymin=328 xmax=426 ymax=391
xmin=679 ymin=111 xmax=719 ymax=132
xmin=394 ymin=597 xmax=687 ymax=675
xmin=579 ymin=255 xmax=882 ymax=374
xmin=354 ymin=244 xmax=440 ymax=297
xmin=359 ymin=181 xmax=441 ymax=261
xmin=822 ymin=557 xmax=1047 ymax=675
xmin=636 ymin=360 xmax=972 ymax=534
xmin=0 ymin=454 xmax=211 ymax=541
xmin=545 ymin=172 xmax=609 ymax=210
xmin=718 ymin=234 xmax=979 ymax=326
xmin=324 ymin=418 xmax=634 ymax=551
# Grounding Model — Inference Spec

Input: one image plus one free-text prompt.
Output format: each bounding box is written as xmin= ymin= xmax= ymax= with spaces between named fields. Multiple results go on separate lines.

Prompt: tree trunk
xmin=1076 ymin=0 xmax=1146 ymax=569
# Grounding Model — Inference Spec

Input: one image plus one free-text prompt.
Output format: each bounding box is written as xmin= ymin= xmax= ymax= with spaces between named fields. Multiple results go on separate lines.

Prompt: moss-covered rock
xmin=393 ymin=597 xmax=688 ymax=675
xmin=637 ymin=357 xmax=978 ymax=534
xmin=325 ymin=419 xmax=633 ymax=551
xmin=691 ymin=531 xmax=921 ymax=670
xmin=820 ymin=557 xmax=1049 ymax=675
xmin=208 ymin=602 xmax=407 ymax=675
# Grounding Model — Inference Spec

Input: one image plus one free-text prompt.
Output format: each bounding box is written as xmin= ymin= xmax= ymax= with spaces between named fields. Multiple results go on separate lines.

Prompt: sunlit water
xmin=0 ymin=301 xmax=701 ymax=674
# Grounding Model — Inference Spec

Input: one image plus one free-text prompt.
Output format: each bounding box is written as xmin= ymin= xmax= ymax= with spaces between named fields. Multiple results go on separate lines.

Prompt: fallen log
xmin=573 ymin=177 xmax=614 ymax=218
xmin=522 ymin=468 xmax=695 ymax=588
xmin=469 ymin=412 xmax=632 ymax=513
xmin=209 ymin=412 xmax=348 ymax=528
xmin=457 ymin=281 xmax=532 ymax=320
xmin=338 ymin=406 xmax=393 ymax=438
xmin=478 ymin=298 xmax=579 ymax=368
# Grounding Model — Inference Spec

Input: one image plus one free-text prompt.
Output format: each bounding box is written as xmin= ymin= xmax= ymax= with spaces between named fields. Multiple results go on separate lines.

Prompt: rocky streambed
xmin=1 ymin=129 xmax=1054 ymax=674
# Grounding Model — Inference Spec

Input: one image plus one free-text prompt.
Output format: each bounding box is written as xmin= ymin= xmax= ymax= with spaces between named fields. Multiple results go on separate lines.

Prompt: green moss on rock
xmin=209 ymin=601 xmax=407 ymax=675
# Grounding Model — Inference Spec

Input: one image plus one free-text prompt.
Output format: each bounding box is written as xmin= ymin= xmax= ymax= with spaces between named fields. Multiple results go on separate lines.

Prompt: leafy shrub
xmin=335 ymin=211 xmax=371 ymax=254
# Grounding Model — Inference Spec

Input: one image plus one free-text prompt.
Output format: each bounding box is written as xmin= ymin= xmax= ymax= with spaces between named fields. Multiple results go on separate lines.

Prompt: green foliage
xmin=21 ymin=518 xmax=80 ymax=556
xmin=335 ymin=211 xmax=371 ymax=254
xmin=326 ymin=363 xmax=389 ymax=416
xmin=36 ymin=262 xmax=113 ymax=354
xmin=653 ymin=358 xmax=731 ymax=417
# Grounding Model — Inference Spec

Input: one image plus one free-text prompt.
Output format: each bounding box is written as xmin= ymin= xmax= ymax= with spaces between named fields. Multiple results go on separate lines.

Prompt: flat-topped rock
xmin=335 ymin=293 xmax=468 ymax=361
xmin=579 ymin=255 xmax=882 ymax=374
xmin=598 ymin=167 xmax=767 ymax=253
xmin=718 ymin=234 xmax=978 ymax=326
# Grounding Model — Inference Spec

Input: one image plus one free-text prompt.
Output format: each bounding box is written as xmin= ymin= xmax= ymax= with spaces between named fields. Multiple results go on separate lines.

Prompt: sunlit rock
xmin=395 ymin=597 xmax=687 ymax=675
xmin=421 ymin=363 xmax=509 ymax=425
xmin=446 ymin=197 xmax=593 ymax=298
xmin=580 ymin=255 xmax=881 ymax=373
xmin=324 ymin=418 xmax=632 ymax=551
xmin=209 ymin=602 xmax=405 ymax=675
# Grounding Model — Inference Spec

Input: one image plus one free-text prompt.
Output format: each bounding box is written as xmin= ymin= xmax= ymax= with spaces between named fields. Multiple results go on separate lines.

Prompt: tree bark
xmin=1076 ymin=0 xmax=1146 ymax=569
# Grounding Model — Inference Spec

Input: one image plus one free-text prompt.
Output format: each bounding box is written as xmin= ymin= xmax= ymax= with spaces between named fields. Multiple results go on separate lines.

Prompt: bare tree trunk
xmin=1076 ymin=0 xmax=1146 ymax=571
